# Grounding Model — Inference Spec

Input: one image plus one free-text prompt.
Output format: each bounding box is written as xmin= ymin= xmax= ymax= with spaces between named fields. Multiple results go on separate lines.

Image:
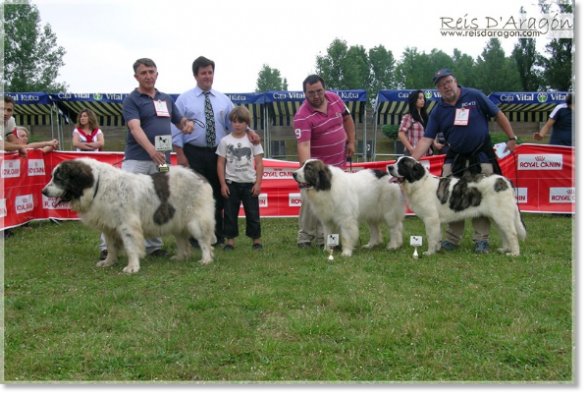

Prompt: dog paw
xmin=385 ymin=242 xmax=400 ymax=250
xmin=505 ymin=252 xmax=520 ymax=257
xmin=199 ymin=257 xmax=213 ymax=265
xmin=363 ymin=244 xmax=376 ymax=249
xmin=122 ymin=265 xmax=140 ymax=274
xmin=170 ymin=254 xmax=187 ymax=261
xmin=341 ymin=250 xmax=353 ymax=257
xmin=497 ymin=248 xmax=507 ymax=254
xmin=96 ymin=260 xmax=115 ymax=268
xmin=423 ymin=251 xmax=436 ymax=256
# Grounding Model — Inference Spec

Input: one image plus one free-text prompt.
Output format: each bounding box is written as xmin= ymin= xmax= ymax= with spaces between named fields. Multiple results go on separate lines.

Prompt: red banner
xmin=0 ymin=144 xmax=574 ymax=230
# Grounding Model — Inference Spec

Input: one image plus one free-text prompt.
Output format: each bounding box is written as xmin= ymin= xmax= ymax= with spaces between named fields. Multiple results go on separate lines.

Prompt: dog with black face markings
xmin=292 ymin=159 xmax=405 ymax=256
xmin=387 ymin=156 xmax=526 ymax=256
xmin=42 ymin=158 xmax=216 ymax=273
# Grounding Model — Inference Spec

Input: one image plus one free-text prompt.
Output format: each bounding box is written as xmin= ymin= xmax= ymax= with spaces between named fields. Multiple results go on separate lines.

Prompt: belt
xmin=188 ymin=145 xmax=217 ymax=153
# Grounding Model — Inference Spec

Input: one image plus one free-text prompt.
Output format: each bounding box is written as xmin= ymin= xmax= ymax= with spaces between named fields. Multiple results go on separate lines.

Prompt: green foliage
xmin=381 ymin=124 xmax=399 ymax=140
xmin=475 ymin=39 xmax=523 ymax=94
xmin=2 ymin=0 xmax=68 ymax=92
xmin=2 ymin=215 xmax=573 ymax=382
xmin=316 ymin=38 xmax=395 ymax=108
xmin=539 ymin=39 xmax=573 ymax=91
xmin=512 ymin=39 xmax=545 ymax=91
xmin=255 ymin=64 xmax=287 ymax=92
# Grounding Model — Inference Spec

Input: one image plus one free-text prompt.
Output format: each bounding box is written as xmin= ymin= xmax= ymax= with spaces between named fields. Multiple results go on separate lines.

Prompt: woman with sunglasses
xmin=72 ymin=108 xmax=104 ymax=151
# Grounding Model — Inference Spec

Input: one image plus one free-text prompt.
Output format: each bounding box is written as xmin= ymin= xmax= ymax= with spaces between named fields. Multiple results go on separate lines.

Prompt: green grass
xmin=1 ymin=214 xmax=574 ymax=383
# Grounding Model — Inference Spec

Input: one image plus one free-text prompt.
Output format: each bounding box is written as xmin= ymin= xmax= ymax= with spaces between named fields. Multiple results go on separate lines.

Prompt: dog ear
xmin=316 ymin=167 xmax=332 ymax=191
xmin=402 ymin=160 xmax=426 ymax=183
xmin=411 ymin=162 xmax=427 ymax=181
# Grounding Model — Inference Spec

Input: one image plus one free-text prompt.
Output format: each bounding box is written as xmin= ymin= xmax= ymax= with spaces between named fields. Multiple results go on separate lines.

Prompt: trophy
xmin=155 ymin=135 xmax=172 ymax=173
xmin=327 ymin=234 xmax=339 ymax=261
xmin=410 ymin=236 xmax=423 ymax=259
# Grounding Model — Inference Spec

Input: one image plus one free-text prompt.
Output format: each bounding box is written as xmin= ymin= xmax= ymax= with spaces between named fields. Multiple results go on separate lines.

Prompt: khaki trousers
xmin=297 ymin=190 xmax=324 ymax=246
xmin=442 ymin=162 xmax=493 ymax=245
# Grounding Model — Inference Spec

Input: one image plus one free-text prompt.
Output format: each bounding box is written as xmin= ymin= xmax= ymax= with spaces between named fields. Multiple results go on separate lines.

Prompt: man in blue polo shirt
xmin=98 ymin=58 xmax=194 ymax=261
xmin=411 ymin=69 xmax=517 ymax=254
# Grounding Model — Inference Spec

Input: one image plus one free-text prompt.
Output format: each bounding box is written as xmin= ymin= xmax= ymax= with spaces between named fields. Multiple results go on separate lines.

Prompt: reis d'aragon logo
xmin=537 ymin=93 xmax=548 ymax=103
xmin=93 ymin=93 xmax=103 ymax=100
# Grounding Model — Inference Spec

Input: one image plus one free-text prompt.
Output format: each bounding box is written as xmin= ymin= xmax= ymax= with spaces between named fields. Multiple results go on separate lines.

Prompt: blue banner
xmin=6 ymin=92 xmax=52 ymax=105
xmin=49 ymin=93 xmax=129 ymax=103
xmin=488 ymin=92 xmax=569 ymax=105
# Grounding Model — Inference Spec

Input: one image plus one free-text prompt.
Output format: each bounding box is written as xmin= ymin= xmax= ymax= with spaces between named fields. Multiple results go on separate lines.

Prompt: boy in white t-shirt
xmin=216 ymin=106 xmax=264 ymax=251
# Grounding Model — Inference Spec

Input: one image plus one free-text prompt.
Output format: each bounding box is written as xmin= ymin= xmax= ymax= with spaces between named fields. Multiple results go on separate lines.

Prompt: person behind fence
xmin=533 ymin=93 xmax=574 ymax=146
xmin=171 ymin=56 xmax=260 ymax=249
xmin=398 ymin=90 xmax=433 ymax=157
xmin=411 ymin=68 xmax=517 ymax=254
xmin=97 ymin=58 xmax=195 ymax=261
xmin=294 ymin=74 xmax=356 ymax=248
xmin=72 ymin=108 xmax=104 ymax=152
xmin=2 ymin=95 xmax=18 ymax=137
xmin=7 ymin=126 xmax=59 ymax=153
xmin=216 ymin=106 xmax=264 ymax=251
xmin=1 ymin=96 xmax=26 ymax=157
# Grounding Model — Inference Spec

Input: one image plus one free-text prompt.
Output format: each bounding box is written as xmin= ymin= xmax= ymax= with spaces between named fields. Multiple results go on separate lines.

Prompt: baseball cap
xmin=433 ymin=69 xmax=453 ymax=85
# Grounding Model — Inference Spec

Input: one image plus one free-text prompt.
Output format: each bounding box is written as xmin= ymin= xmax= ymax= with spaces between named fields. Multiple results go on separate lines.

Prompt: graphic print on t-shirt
xmin=226 ymin=143 xmax=252 ymax=165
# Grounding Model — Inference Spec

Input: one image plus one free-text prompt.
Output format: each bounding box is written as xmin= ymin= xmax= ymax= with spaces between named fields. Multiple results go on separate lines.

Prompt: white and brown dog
xmin=42 ymin=158 xmax=216 ymax=273
xmin=293 ymin=159 xmax=405 ymax=256
xmin=387 ymin=156 xmax=526 ymax=256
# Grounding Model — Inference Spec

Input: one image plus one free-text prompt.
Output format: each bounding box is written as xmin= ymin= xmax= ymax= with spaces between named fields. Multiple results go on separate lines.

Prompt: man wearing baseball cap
xmin=411 ymin=69 xmax=517 ymax=254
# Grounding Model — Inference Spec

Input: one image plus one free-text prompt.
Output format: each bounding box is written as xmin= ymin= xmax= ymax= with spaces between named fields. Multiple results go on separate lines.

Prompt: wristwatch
xmin=508 ymin=136 xmax=517 ymax=141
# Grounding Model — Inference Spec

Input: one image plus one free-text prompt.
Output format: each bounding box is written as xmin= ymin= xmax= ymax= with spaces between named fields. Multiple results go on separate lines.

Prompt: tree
xmin=255 ymin=64 xmax=286 ymax=92
xmin=395 ymin=47 xmax=454 ymax=89
xmin=451 ymin=49 xmax=476 ymax=87
xmin=540 ymin=39 xmax=573 ymax=91
xmin=316 ymin=39 xmax=396 ymax=106
xmin=368 ymin=45 xmax=396 ymax=105
xmin=475 ymin=39 xmax=522 ymax=94
xmin=535 ymin=0 xmax=574 ymax=91
xmin=315 ymin=38 xmax=370 ymax=90
xmin=2 ymin=0 xmax=68 ymax=92
xmin=512 ymin=38 xmax=545 ymax=91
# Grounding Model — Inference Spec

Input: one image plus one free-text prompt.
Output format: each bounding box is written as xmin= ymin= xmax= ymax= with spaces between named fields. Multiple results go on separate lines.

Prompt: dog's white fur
xmin=387 ymin=156 xmax=526 ymax=256
xmin=292 ymin=159 xmax=404 ymax=256
xmin=42 ymin=158 xmax=216 ymax=273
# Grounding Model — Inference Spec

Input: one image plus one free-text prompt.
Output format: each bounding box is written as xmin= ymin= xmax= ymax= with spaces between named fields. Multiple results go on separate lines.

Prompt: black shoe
xmin=148 ymin=249 xmax=168 ymax=257
xmin=99 ymin=250 xmax=108 ymax=260
xmin=223 ymin=244 xmax=235 ymax=251
xmin=297 ymin=242 xmax=312 ymax=248
xmin=252 ymin=243 xmax=263 ymax=250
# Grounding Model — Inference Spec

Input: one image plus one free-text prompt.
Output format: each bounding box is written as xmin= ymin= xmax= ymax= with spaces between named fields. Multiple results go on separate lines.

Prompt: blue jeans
xmin=223 ymin=182 xmax=261 ymax=240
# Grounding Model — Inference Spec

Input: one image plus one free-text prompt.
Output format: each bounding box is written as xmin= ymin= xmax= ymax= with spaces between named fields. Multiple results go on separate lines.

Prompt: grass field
xmin=1 ymin=213 xmax=574 ymax=383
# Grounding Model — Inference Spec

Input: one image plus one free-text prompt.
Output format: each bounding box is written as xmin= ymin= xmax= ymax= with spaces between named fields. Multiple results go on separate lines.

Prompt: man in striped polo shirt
xmin=293 ymin=75 xmax=356 ymax=248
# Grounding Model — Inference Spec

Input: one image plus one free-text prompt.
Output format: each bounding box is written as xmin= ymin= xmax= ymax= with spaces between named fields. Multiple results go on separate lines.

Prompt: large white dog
xmin=42 ymin=158 xmax=216 ymax=273
xmin=387 ymin=156 xmax=526 ymax=256
xmin=292 ymin=159 xmax=404 ymax=256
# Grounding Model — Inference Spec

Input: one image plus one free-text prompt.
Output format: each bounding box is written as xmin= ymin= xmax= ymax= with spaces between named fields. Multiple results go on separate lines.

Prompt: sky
xmin=29 ymin=0 xmax=579 ymax=95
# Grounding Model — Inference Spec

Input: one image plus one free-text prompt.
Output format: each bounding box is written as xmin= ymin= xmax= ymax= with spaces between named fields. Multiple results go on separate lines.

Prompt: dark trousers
xmin=183 ymin=144 xmax=224 ymax=243
xmin=223 ymin=182 xmax=261 ymax=240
